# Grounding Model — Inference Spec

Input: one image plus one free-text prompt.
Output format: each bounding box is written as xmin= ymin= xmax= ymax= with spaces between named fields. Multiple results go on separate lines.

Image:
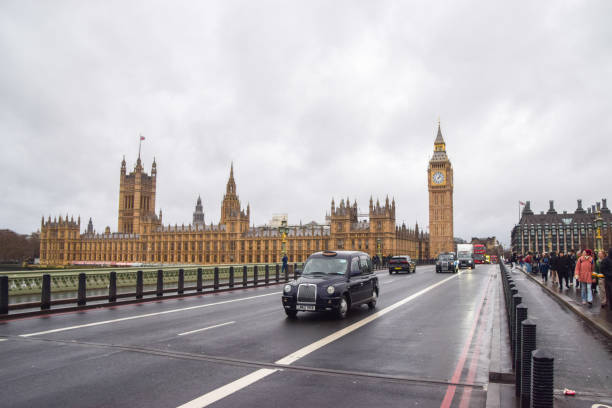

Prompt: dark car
xmin=388 ymin=255 xmax=416 ymax=274
xmin=281 ymin=250 xmax=379 ymax=319
xmin=436 ymin=253 xmax=458 ymax=273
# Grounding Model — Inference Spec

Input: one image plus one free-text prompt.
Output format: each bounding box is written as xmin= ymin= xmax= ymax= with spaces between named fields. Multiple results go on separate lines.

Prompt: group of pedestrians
xmin=511 ymin=249 xmax=612 ymax=310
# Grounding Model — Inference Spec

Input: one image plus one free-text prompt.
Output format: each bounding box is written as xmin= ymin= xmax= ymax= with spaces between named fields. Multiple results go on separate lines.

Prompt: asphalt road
xmin=0 ymin=264 xmax=499 ymax=408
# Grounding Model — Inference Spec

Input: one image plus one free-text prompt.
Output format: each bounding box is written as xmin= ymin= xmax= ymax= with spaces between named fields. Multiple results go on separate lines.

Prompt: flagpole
xmin=138 ymin=134 xmax=142 ymax=159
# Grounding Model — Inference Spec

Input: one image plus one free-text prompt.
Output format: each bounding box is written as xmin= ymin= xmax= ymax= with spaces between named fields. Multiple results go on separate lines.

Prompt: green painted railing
xmin=6 ymin=263 xmax=303 ymax=296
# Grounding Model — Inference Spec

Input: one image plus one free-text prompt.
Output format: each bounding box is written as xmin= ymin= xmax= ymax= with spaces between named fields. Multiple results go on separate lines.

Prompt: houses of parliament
xmin=40 ymin=125 xmax=455 ymax=266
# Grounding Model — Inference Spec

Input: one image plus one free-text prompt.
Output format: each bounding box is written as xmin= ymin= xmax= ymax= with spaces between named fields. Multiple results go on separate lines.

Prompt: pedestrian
xmin=519 ymin=254 xmax=524 ymax=269
xmin=595 ymin=250 xmax=607 ymax=308
xmin=569 ymin=250 xmax=577 ymax=288
xmin=558 ymin=251 xmax=570 ymax=289
xmin=281 ymin=253 xmax=288 ymax=276
xmin=600 ymin=248 xmax=612 ymax=310
xmin=524 ymin=252 xmax=532 ymax=273
xmin=549 ymin=251 xmax=559 ymax=286
xmin=575 ymin=249 xmax=594 ymax=306
xmin=540 ymin=253 xmax=550 ymax=283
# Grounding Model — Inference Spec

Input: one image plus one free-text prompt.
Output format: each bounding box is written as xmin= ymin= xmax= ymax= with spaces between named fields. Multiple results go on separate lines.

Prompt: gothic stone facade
xmin=40 ymin=159 xmax=430 ymax=266
xmin=511 ymin=199 xmax=612 ymax=255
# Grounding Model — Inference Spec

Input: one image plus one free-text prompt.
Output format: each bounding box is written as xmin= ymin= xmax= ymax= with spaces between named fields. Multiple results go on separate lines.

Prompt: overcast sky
xmin=1 ymin=1 xmax=611 ymax=247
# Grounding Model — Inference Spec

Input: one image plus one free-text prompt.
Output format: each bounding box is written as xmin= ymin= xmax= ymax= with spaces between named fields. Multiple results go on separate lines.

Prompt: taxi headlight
xmin=284 ymin=284 xmax=292 ymax=293
xmin=326 ymin=285 xmax=335 ymax=295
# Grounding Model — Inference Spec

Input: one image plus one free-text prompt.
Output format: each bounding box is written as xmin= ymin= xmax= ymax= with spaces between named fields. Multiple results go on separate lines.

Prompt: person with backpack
xmin=575 ymin=249 xmax=595 ymax=306
xmin=540 ymin=253 xmax=550 ymax=283
xmin=549 ymin=251 xmax=559 ymax=287
xmin=524 ymin=252 xmax=532 ymax=273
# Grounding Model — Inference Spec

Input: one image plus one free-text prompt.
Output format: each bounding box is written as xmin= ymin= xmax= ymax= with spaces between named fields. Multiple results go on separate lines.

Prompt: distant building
xmin=268 ymin=214 xmax=288 ymax=228
xmin=470 ymin=237 xmax=500 ymax=254
xmin=511 ymin=199 xmax=612 ymax=255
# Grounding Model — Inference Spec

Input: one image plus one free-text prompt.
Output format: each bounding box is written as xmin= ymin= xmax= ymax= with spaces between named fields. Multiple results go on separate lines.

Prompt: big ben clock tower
xmin=428 ymin=122 xmax=454 ymax=257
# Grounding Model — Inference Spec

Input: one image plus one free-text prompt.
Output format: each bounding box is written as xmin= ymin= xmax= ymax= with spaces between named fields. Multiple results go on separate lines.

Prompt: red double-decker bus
xmin=473 ymin=244 xmax=486 ymax=264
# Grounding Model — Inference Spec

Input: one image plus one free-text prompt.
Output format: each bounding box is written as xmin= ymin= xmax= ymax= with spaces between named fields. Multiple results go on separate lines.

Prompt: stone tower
xmin=428 ymin=122 xmax=454 ymax=257
xmin=118 ymin=154 xmax=157 ymax=234
xmin=220 ymin=163 xmax=250 ymax=233
xmin=193 ymin=195 xmax=205 ymax=227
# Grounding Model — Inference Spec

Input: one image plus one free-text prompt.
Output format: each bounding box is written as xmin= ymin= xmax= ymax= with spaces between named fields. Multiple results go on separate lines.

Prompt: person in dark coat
xmin=569 ymin=250 xmax=577 ymax=287
xmin=549 ymin=251 xmax=559 ymax=287
xmin=600 ymin=249 xmax=612 ymax=310
xmin=557 ymin=252 xmax=570 ymax=289
xmin=540 ymin=253 xmax=550 ymax=283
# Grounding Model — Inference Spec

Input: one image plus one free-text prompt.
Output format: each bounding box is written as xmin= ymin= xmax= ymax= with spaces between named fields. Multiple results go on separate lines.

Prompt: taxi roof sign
xmin=322 ymin=250 xmax=338 ymax=257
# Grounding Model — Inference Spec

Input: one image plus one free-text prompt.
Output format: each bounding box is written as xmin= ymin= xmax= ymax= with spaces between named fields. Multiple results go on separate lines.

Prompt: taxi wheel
xmin=368 ymin=289 xmax=378 ymax=309
xmin=389 ymin=270 xmax=393 ymax=274
xmin=285 ymin=309 xmax=297 ymax=319
xmin=336 ymin=296 xmax=349 ymax=319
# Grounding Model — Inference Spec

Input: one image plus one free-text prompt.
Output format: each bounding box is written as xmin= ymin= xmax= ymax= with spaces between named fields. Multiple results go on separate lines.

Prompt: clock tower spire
xmin=428 ymin=121 xmax=454 ymax=258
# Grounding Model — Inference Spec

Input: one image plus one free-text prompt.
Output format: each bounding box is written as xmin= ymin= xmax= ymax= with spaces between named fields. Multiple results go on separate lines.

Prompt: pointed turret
xmin=151 ymin=157 xmax=157 ymax=176
xmin=431 ymin=120 xmax=449 ymax=161
xmin=226 ymin=162 xmax=236 ymax=194
xmin=121 ymin=155 xmax=126 ymax=175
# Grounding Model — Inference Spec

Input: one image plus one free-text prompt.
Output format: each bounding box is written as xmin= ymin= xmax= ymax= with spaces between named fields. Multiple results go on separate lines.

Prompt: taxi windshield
xmin=302 ymin=258 xmax=348 ymax=276
xmin=439 ymin=255 xmax=454 ymax=261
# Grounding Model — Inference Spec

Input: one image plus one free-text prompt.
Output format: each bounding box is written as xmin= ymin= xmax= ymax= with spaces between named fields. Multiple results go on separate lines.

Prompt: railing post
xmin=284 ymin=263 xmax=289 ymax=282
xmin=265 ymin=264 xmax=270 ymax=285
xmin=531 ymin=349 xmax=554 ymax=408
xmin=243 ymin=265 xmax=248 ymax=287
xmin=77 ymin=273 xmax=86 ymax=306
xmin=109 ymin=271 xmax=117 ymax=302
xmin=293 ymin=263 xmax=298 ymax=280
xmin=514 ymin=304 xmax=528 ymax=395
xmin=197 ymin=268 xmax=203 ymax=292
xmin=41 ymin=274 xmax=51 ymax=310
xmin=520 ymin=319 xmax=537 ymax=408
xmin=156 ymin=269 xmax=163 ymax=297
xmin=214 ymin=267 xmax=219 ymax=291
xmin=136 ymin=270 xmax=143 ymax=299
xmin=229 ymin=266 xmax=234 ymax=288
xmin=253 ymin=265 xmax=258 ymax=287
xmin=275 ymin=264 xmax=280 ymax=282
xmin=178 ymin=268 xmax=184 ymax=295
xmin=0 ymin=276 xmax=7 ymax=315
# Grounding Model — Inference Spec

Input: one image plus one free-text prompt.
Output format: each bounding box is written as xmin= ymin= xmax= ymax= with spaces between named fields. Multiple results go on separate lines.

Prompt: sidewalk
xmin=517 ymin=266 xmax=612 ymax=340
xmin=508 ymin=267 xmax=612 ymax=406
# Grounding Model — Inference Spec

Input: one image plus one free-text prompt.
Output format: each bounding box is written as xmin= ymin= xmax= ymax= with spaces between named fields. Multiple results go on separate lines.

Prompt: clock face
xmin=433 ymin=172 xmax=445 ymax=184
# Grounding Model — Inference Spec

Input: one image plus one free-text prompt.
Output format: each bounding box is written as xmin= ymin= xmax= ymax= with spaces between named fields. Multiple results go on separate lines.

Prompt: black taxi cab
xmin=281 ymin=250 xmax=379 ymax=319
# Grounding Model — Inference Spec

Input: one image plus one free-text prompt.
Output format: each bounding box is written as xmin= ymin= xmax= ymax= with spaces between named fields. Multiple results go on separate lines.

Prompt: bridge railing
xmin=0 ymin=262 xmax=304 ymax=317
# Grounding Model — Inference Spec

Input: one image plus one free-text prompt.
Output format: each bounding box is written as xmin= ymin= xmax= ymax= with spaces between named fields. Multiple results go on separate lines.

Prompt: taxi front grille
xmin=297 ymin=284 xmax=317 ymax=303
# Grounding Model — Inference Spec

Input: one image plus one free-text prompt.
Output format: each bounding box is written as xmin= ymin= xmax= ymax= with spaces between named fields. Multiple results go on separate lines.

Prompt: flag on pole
xmin=519 ymin=201 xmax=525 ymax=206
xmin=140 ymin=135 xmax=145 ymax=141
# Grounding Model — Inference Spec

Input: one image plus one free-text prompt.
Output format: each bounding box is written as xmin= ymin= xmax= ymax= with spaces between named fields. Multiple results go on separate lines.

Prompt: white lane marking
xmin=0 ymin=338 xmax=6 ymax=342
xmin=177 ymin=271 xmax=462 ymax=407
xmin=384 ymin=279 xmax=395 ymax=284
xmin=20 ymin=292 xmax=281 ymax=338
xmin=176 ymin=368 xmax=277 ymax=408
xmin=178 ymin=321 xmax=235 ymax=336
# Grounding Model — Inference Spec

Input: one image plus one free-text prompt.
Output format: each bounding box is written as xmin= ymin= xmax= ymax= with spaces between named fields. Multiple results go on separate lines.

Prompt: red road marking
xmin=439 ymin=275 xmax=492 ymax=408
xmin=458 ymin=293 xmax=491 ymax=408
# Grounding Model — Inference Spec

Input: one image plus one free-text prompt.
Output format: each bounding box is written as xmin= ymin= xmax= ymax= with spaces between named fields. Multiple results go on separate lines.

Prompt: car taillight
xmin=401 ymin=261 xmax=408 ymax=264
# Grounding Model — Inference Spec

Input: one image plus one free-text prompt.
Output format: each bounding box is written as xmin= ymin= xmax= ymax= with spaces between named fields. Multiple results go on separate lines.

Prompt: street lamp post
xmin=596 ymin=202 xmax=603 ymax=252
xmin=279 ymin=220 xmax=289 ymax=256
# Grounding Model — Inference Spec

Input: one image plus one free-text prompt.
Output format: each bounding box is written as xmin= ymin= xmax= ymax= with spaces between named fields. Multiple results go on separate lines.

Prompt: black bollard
xmin=275 ymin=264 xmax=280 ymax=282
xmin=109 ymin=271 xmax=117 ymax=302
xmin=41 ymin=274 xmax=51 ymax=310
xmin=178 ymin=269 xmax=184 ymax=295
xmin=531 ymin=349 xmax=554 ymax=408
xmin=284 ymin=263 xmax=289 ymax=282
xmin=253 ymin=265 xmax=258 ymax=287
xmin=229 ymin=266 xmax=234 ymax=288
xmin=265 ymin=264 xmax=269 ymax=285
xmin=77 ymin=273 xmax=86 ymax=306
xmin=196 ymin=268 xmax=203 ymax=292
xmin=520 ymin=319 xmax=537 ymax=408
xmin=293 ymin=263 xmax=298 ymax=280
xmin=136 ymin=270 xmax=143 ymax=299
xmin=213 ymin=267 xmax=219 ymax=291
xmin=511 ymin=294 xmax=522 ymax=358
xmin=157 ymin=270 xmax=164 ymax=297
xmin=514 ymin=304 xmax=528 ymax=395
xmin=242 ymin=265 xmax=248 ymax=287
xmin=0 ymin=276 xmax=7 ymax=315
